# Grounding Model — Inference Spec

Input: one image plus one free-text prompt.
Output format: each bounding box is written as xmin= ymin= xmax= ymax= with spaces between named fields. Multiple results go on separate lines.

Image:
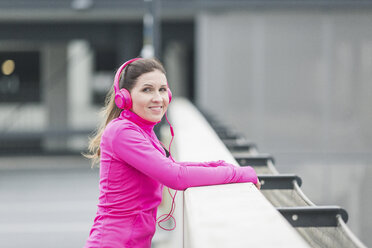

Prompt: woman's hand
xmin=255 ymin=180 xmax=261 ymax=190
xmin=209 ymin=161 xmax=261 ymax=190
xmin=223 ymin=162 xmax=261 ymax=190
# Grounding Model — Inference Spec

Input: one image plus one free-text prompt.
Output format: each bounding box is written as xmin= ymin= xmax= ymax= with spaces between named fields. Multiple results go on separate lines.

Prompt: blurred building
xmin=0 ymin=0 xmax=372 ymax=246
xmin=0 ymin=0 xmax=195 ymax=154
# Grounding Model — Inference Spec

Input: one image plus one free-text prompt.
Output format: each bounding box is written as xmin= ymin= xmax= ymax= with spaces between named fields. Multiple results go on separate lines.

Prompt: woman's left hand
xmin=255 ymin=180 xmax=261 ymax=190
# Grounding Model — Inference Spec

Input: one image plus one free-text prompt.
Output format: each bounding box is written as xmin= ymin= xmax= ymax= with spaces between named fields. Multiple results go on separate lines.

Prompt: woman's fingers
xmin=255 ymin=181 xmax=261 ymax=190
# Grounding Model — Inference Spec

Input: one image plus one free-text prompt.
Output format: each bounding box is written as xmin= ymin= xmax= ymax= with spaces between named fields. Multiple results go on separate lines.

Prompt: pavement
xmin=0 ymin=156 xmax=99 ymax=248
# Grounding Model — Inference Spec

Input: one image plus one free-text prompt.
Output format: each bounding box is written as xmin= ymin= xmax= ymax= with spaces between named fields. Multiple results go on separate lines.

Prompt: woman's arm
xmin=112 ymin=126 xmax=258 ymax=191
xmin=162 ymin=145 xmax=234 ymax=168
xmin=177 ymin=160 xmax=233 ymax=167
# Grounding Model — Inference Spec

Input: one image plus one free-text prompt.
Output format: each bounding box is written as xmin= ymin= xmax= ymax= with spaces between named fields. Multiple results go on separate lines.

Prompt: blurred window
xmin=92 ymin=46 xmax=116 ymax=105
xmin=0 ymin=51 xmax=40 ymax=103
xmin=95 ymin=47 xmax=116 ymax=72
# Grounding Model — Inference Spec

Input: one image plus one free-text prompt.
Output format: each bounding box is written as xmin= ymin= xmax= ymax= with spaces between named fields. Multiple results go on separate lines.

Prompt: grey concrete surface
xmin=0 ymin=156 xmax=99 ymax=248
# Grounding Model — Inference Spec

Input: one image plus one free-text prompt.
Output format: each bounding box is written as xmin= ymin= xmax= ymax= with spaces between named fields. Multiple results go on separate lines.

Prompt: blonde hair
xmin=84 ymin=58 xmax=166 ymax=167
xmin=84 ymin=86 xmax=121 ymax=166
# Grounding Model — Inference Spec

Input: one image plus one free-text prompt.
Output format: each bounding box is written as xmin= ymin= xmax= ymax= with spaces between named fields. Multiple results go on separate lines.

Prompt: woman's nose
xmin=152 ymin=91 xmax=163 ymax=102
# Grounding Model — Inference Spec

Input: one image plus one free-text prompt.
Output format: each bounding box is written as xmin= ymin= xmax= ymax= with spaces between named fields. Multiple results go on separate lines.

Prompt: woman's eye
xmin=143 ymin=88 xmax=151 ymax=92
xmin=160 ymin=88 xmax=167 ymax=92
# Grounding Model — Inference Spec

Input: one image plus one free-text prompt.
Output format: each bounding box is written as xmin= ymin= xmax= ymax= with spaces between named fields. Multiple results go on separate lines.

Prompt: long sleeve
xmin=177 ymin=160 xmax=234 ymax=167
xmin=111 ymin=125 xmax=257 ymax=191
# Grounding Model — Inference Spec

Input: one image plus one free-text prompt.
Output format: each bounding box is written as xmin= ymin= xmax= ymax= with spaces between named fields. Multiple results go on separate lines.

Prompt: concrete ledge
xmin=184 ymin=183 xmax=309 ymax=248
xmin=169 ymin=98 xmax=309 ymax=248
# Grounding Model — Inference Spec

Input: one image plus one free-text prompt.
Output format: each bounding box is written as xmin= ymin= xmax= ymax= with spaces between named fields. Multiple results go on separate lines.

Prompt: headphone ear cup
xmin=115 ymin=88 xmax=132 ymax=110
xmin=114 ymin=92 xmax=125 ymax=109
xmin=168 ymin=89 xmax=172 ymax=103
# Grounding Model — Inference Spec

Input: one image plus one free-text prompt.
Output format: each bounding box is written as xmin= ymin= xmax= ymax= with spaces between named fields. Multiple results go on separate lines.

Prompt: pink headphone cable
xmin=157 ymin=112 xmax=178 ymax=231
xmin=156 ymin=188 xmax=177 ymax=231
xmin=164 ymin=113 xmax=175 ymax=162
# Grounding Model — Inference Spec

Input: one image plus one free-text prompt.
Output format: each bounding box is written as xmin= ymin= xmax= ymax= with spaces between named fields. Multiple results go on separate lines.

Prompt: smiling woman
xmin=83 ymin=57 xmax=260 ymax=248
xmin=130 ymin=70 xmax=169 ymax=123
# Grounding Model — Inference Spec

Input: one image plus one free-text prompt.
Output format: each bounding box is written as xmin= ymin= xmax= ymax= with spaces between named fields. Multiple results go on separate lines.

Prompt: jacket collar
xmin=120 ymin=110 xmax=159 ymax=132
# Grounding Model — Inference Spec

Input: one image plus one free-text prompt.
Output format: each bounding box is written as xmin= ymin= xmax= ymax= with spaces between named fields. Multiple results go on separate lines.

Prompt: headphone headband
xmin=114 ymin=58 xmax=142 ymax=95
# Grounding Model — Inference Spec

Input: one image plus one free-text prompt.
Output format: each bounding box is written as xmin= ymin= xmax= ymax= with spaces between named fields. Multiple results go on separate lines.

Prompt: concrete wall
xmin=196 ymin=9 xmax=372 ymax=246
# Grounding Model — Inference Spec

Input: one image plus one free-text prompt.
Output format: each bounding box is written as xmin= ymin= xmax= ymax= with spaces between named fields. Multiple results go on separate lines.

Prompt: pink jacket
xmin=84 ymin=110 xmax=258 ymax=248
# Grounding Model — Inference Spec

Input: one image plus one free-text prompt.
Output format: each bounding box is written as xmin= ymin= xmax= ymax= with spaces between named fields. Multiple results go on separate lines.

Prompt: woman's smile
xmin=149 ymin=106 xmax=163 ymax=113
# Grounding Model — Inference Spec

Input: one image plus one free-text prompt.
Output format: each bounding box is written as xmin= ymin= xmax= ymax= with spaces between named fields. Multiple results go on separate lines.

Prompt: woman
xmin=84 ymin=58 xmax=259 ymax=248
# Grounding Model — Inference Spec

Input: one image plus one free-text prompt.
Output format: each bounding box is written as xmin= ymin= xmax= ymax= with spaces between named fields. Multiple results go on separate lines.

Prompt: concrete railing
xmin=167 ymin=98 xmax=310 ymax=248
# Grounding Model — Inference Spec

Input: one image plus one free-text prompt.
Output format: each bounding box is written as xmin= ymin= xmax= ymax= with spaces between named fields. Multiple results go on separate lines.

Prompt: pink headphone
xmin=114 ymin=58 xmax=172 ymax=110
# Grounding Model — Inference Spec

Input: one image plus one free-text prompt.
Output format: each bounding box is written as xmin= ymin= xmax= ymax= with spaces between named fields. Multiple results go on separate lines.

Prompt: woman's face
xmin=130 ymin=69 xmax=169 ymax=123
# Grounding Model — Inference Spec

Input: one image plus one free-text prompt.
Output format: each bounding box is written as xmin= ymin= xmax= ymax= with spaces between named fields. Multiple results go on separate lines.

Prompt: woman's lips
xmin=149 ymin=106 xmax=163 ymax=113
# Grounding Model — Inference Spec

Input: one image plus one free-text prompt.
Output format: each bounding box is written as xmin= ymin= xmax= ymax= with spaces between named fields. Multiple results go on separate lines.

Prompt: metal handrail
xmin=201 ymin=107 xmax=367 ymax=248
xmin=337 ymin=215 xmax=367 ymax=248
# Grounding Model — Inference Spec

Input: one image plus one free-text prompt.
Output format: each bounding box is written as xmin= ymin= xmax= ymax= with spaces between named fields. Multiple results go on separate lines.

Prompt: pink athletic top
xmin=84 ymin=110 xmax=258 ymax=248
